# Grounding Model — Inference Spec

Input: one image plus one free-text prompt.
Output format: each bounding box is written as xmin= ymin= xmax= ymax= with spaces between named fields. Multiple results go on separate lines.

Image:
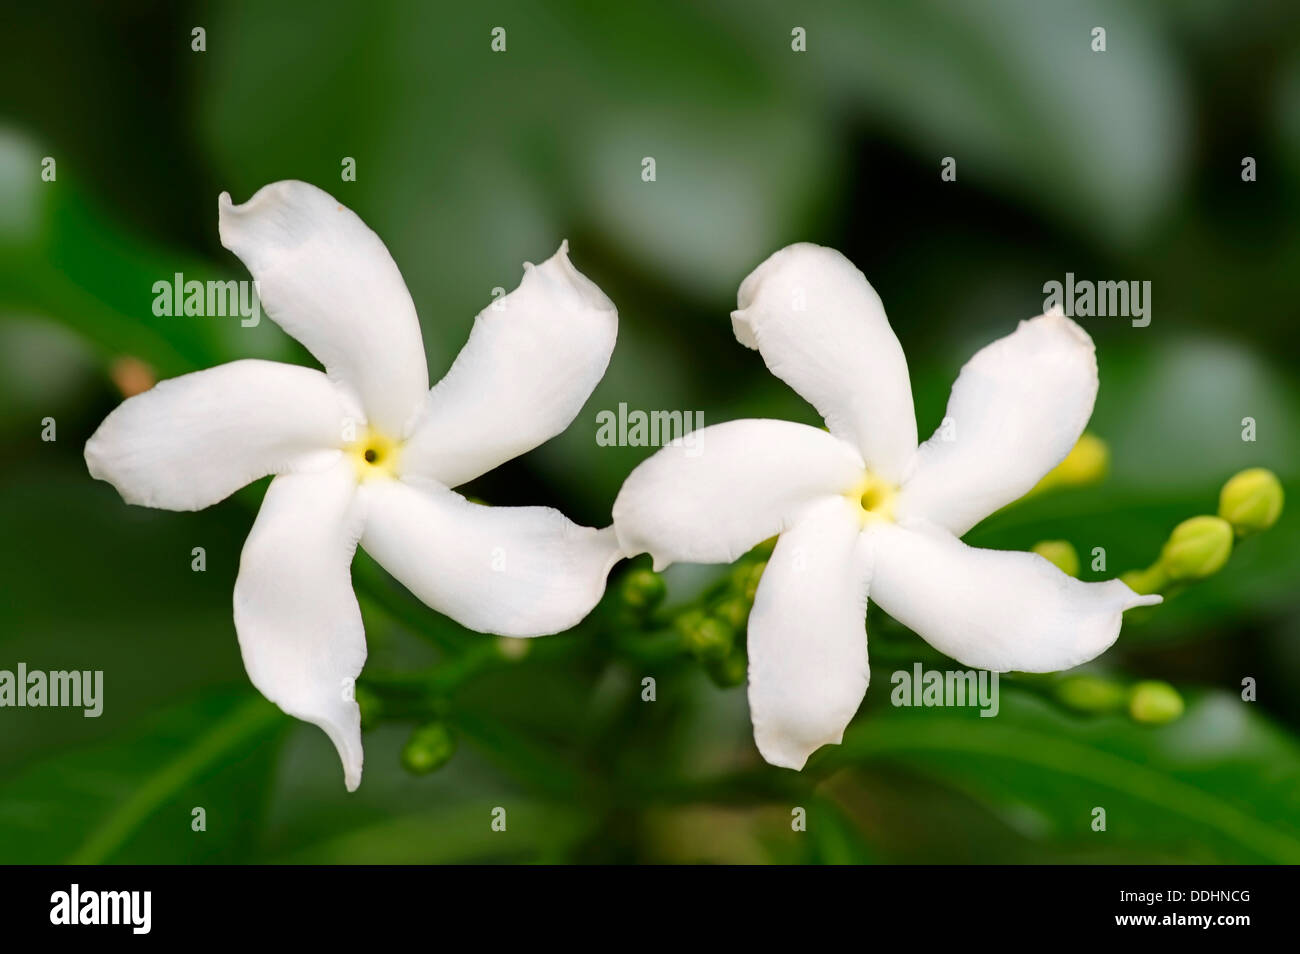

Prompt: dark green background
xmin=0 ymin=0 xmax=1297 ymax=863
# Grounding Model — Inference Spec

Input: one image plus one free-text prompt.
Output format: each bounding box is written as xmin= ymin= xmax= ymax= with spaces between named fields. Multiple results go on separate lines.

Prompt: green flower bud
xmin=713 ymin=596 xmax=750 ymax=630
xmin=1128 ymin=681 xmax=1184 ymax=725
xmin=1030 ymin=433 xmax=1109 ymax=495
xmin=676 ymin=610 xmax=733 ymax=662
xmin=497 ymin=636 xmax=530 ymax=661
xmin=1056 ymin=674 xmax=1126 ymax=713
xmin=706 ymin=649 xmax=748 ymax=688
xmin=1032 ymin=540 xmax=1080 ymax=578
xmin=401 ymin=721 xmax=457 ymax=775
xmin=1218 ymin=468 xmax=1284 ymax=536
xmin=619 ymin=567 xmax=667 ymax=613
xmin=1159 ymin=515 xmax=1233 ymax=581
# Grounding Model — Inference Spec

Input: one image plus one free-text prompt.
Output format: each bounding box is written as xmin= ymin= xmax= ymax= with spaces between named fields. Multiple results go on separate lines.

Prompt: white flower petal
xmin=233 ymin=457 xmax=367 ymax=792
xmin=218 ymin=180 xmax=428 ymax=434
xmin=360 ymin=478 xmax=621 ymax=637
xmin=730 ymin=243 xmax=917 ymax=482
xmin=869 ymin=520 xmax=1160 ymax=673
xmin=896 ymin=312 xmax=1098 ymax=536
xmin=85 ymin=359 xmax=352 ymax=511
xmin=748 ymin=495 xmax=873 ymax=770
xmin=400 ymin=242 xmax=617 ymax=487
xmin=612 ymin=419 xmax=865 ymax=570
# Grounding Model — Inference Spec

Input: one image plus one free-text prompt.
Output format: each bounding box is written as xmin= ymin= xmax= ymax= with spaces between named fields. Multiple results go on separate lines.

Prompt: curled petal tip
xmin=533 ymin=241 xmax=615 ymax=314
xmin=729 ymin=306 xmax=759 ymax=349
xmin=734 ymin=241 xmax=831 ymax=310
xmin=1027 ymin=309 xmax=1095 ymax=350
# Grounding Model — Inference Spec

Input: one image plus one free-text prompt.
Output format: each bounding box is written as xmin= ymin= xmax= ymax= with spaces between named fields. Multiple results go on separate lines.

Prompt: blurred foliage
xmin=0 ymin=0 xmax=1297 ymax=863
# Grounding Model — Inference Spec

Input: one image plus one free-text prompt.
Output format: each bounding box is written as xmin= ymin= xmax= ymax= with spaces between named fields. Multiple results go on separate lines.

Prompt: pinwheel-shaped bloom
xmin=86 ymin=181 xmax=622 ymax=790
xmin=613 ymin=244 xmax=1161 ymax=770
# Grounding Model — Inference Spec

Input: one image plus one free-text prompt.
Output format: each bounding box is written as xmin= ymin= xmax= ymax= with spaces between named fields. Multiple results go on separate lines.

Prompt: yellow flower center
xmin=848 ymin=472 xmax=898 ymax=527
xmin=347 ymin=429 xmax=402 ymax=481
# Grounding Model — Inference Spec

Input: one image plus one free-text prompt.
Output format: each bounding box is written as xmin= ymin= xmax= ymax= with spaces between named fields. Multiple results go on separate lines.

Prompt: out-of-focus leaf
xmin=1098 ymin=336 xmax=1299 ymax=493
xmin=203 ymin=1 xmax=836 ymax=306
xmin=271 ymin=799 xmax=585 ymax=864
xmin=828 ymin=689 xmax=1300 ymax=863
xmin=0 ymin=127 xmax=294 ymax=376
xmin=1279 ymin=54 xmax=1300 ymax=181
xmin=724 ymin=0 xmax=1188 ymax=246
xmin=0 ymin=690 xmax=283 ymax=863
xmin=0 ymin=319 xmax=98 ymax=437
xmin=0 ymin=462 xmax=256 ymax=764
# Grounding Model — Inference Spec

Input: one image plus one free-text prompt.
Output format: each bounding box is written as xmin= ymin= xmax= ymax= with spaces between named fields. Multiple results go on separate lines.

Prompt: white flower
xmin=612 ymin=243 xmax=1161 ymax=770
xmin=85 ymin=180 xmax=622 ymax=790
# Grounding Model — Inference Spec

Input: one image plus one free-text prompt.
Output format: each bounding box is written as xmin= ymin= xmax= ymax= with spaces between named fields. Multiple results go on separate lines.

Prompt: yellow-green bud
xmin=1056 ymin=674 xmax=1127 ymax=713
xmin=620 ymin=567 xmax=667 ymax=612
xmin=1128 ymin=681 xmax=1184 ymax=725
xmin=676 ymin=610 xmax=733 ymax=662
xmin=1058 ymin=433 xmax=1109 ymax=484
xmin=713 ymin=596 xmax=750 ymax=630
xmin=1032 ymin=540 xmax=1080 ymax=577
xmin=1218 ymin=468 xmax=1284 ymax=536
xmin=401 ymin=721 xmax=456 ymax=775
xmin=1159 ymin=515 xmax=1233 ymax=580
xmin=706 ymin=649 xmax=748 ymax=688
xmin=1031 ymin=433 xmax=1109 ymax=495
xmin=497 ymin=636 xmax=530 ymax=661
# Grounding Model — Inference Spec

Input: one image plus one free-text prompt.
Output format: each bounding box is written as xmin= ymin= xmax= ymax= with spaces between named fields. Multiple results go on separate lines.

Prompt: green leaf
xmin=724 ymin=0 xmax=1188 ymax=245
xmin=0 ymin=690 xmax=284 ymax=864
xmin=271 ymin=799 xmax=586 ymax=864
xmin=826 ymin=688 xmax=1300 ymax=863
xmin=0 ymin=129 xmax=295 ymax=377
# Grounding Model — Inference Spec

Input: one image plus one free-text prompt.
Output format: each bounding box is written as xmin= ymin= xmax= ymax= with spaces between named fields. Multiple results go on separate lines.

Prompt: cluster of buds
xmin=1054 ymin=673 xmax=1185 ymax=725
xmin=1030 ymin=467 xmax=1282 ymax=729
xmin=675 ymin=555 xmax=767 ymax=688
xmin=617 ymin=567 xmax=668 ymax=615
xmin=1122 ymin=468 xmax=1283 ymax=596
xmin=616 ymin=540 xmax=773 ymax=688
